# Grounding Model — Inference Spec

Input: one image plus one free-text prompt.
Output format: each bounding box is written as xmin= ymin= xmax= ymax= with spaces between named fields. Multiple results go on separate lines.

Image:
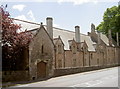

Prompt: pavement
xmin=10 ymin=67 xmax=119 ymax=88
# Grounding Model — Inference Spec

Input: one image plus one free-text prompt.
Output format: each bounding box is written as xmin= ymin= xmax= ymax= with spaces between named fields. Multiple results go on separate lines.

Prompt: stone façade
xmin=2 ymin=17 xmax=120 ymax=82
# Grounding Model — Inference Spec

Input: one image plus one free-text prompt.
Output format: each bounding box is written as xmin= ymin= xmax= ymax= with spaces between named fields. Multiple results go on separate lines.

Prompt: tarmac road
xmin=12 ymin=67 xmax=119 ymax=88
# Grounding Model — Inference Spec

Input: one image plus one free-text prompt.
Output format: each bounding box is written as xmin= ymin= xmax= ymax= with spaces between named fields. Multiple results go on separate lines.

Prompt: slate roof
xmin=95 ymin=31 xmax=115 ymax=46
xmin=13 ymin=18 xmax=40 ymax=32
xmin=95 ymin=31 xmax=109 ymax=46
xmin=13 ymin=18 xmax=98 ymax=51
xmin=53 ymin=27 xmax=95 ymax=51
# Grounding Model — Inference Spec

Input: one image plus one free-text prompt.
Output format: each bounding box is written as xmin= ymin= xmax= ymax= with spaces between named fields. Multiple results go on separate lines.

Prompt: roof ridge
xmin=53 ymin=26 xmax=74 ymax=33
xmin=52 ymin=26 xmax=88 ymax=36
xmin=12 ymin=18 xmax=40 ymax=25
xmin=12 ymin=18 xmax=88 ymax=36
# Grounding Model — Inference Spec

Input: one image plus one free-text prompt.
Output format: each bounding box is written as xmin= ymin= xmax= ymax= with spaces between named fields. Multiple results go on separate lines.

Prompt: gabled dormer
xmin=81 ymin=41 xmax=88 ymax=53
xmin=53 ymin=36 xmax=64 ymax=54
xmin=68 ymin=39 xmax=77 ymax=54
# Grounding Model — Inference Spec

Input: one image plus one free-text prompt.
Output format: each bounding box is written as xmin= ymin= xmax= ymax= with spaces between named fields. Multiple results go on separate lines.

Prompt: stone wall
xmin=2 ymin=71 xmax=29 ymax=82
xmin=90 ymin=52 xmax=98 ymax=66
xmin=83 ymin=51 xmax=90 ymax=67
xmin=64 ymin=51 xmax=84 ymax=68
xmin=54 ymin=65 xmax=117 ymax=77
xmin=64 ymin=50 xmax=72 ymax=68
xmin=29 ymin=26 xmax=54 ymax=80
xmin=55 ymin=51 xmax=65 ymax=69
xmin=115 ymin=47 xmax=120 ymax=65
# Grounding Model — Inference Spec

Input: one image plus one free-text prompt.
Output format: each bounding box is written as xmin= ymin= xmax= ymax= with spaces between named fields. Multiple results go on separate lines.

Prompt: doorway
xmin=37 ymin=61 xmax=46 ymax=78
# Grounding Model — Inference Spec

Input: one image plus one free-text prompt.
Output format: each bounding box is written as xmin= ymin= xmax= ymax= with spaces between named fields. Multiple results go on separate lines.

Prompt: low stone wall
xmin=2 ymin=71 xmax=29 ymax=82
xmin=2 ymin=65 xmax=118 ymax=83
xmin=54 ymin=65 xmax=118 ymax=77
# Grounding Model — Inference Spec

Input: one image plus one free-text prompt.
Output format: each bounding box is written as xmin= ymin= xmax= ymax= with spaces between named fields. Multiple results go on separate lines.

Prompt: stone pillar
xmin=108 ymin=29 xmax=112 ymax=46
xmin=116 ymin=32 xmax=119 ymax=46
xmin=91 ymin=23 xmax=95 ymax=33
xmin=46 ymin=17 xmax=53 ymax=39
xmin=75 ymin=26 xmax=80 ymax=43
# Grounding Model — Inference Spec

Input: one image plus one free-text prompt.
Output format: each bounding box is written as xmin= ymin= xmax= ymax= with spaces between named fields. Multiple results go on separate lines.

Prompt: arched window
xmin=91 ymin=54 xmax=93 ymax=59
xmin=97 ymin=58 xmax=99 ymax=66
xmin=41 ymin=45 xmax=44 ymax=54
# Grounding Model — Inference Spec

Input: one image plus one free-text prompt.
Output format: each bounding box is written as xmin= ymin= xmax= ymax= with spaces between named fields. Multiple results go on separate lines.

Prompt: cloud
xmin=27 ymin=10 xmax=35 ymax=22
xmin=1 ymin=0 xmax=44 ymax=2
xmin=12 ymin=4 xmax=26 ymax=11
xmin=1 ymin=0 xmax=119 ymax=3
xmin=14 ymin=14 xmax=36 ymax=32
xmin=58 ymin=0 xmax=119 ymax=5
xmin=15 ymin=15 xmax=27 ymax=20
xmin=14 ymin=10 xmax=36 ymax=22
xmin=58 ymin=0 xmax=98 ymax=5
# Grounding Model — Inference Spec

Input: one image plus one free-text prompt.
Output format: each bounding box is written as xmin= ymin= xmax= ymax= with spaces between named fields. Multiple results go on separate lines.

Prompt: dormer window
xmin=84 ymin=47 xmax=87 ymax=54
xmin=73 ymin=45 xmax=76 ymax=54
xmin=58 ymin=45 xmax=62 ymax=54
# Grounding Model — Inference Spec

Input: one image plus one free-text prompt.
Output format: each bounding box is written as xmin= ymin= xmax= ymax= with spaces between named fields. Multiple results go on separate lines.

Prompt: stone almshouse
xmin=2 ymin=17 xmax=120 ymax=82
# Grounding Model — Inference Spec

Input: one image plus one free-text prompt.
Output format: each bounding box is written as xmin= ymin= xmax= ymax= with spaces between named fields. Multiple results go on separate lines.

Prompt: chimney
xmin=46 ymin=17 xmax=53 ymax=39
xmin=97 ymin=31 xmax=101 ymax=45
xmin=116 ymin=32 xmax=119 ymax=46
xmin=91 ymin=23 xmax=95 ymax=33
xmin=108 ymin=29 xmax=112 ymax=46
xmin=75 ymin=26 xmax=80 ymax=43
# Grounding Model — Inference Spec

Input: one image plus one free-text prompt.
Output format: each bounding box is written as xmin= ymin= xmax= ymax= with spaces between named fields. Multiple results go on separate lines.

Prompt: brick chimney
xmin=91 ymin=23 xmax=95 ymax=33
xmin=75 ymin=26 xmax=80 ymax=43
xmin=46 ymin=17 xmax=53 ymax=39
xmin=116 ymin=32 xmax=119 ymax=46
xmin=108 ymin=29 xmax=112 ymax=46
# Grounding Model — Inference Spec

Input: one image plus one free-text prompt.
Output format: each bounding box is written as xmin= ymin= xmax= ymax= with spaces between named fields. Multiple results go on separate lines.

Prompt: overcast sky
xmin=1 ymin=0 xmax=119 ymax=34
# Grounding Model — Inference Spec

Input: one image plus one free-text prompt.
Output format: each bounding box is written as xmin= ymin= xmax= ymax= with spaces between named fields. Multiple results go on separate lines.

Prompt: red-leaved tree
xmin=1 ymin=5 xmax=33 ymax=70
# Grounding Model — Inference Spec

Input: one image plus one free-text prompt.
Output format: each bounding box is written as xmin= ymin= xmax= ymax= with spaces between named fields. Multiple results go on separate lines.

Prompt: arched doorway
xmin=37 ymin=61 xmax=46 ymax=78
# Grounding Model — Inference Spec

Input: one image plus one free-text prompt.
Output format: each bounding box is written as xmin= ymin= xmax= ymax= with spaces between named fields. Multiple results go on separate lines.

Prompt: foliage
xmin=96 ymin=5 xmax=120 ymax=43
xmin=0 ymin=5 xmax=33 ymax=70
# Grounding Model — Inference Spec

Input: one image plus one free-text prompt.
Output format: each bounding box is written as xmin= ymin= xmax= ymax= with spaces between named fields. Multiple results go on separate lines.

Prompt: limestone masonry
xmin=2 ymin=17 xmax=120 ymax=82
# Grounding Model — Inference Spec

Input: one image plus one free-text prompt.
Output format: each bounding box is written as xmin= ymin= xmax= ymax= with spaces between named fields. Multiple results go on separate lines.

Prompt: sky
xmin=1 ymin=0 xmax=119 ymax=34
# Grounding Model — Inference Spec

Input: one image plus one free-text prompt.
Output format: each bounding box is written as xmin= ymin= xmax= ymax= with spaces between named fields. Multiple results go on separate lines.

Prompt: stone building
xmin=2 ymin=17 xmax=120 ymax=82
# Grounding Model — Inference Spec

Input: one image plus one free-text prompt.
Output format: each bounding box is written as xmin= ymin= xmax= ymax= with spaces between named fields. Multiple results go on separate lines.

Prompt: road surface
xmin=13 ymin=67 xmax=119 ymax=87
